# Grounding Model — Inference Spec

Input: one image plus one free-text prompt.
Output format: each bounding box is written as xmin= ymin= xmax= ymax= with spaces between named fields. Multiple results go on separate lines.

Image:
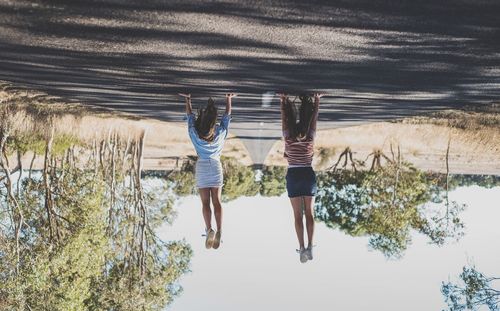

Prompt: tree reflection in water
xmin=0 ymin=101 xmax=191 ymax=310
xmin=166 ymin=157 xmax=287 ymax=201
xmin=314 ymin=148 xmax=471 ymax=259
xmin=442 ymin=265 xmax=500 ymax=311
xmin=165 ymin=147 xmax=498 ymax=260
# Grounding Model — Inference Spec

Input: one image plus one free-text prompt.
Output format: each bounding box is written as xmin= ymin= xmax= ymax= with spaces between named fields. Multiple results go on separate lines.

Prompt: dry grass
xmin=316 ymin=147 xmax=336 ymax=169
xmin=397 ymin=103 xmax=500 ymax=130
xmin=0 ymin=80 xmax=143 ymax=120
xmin=265 ymin=105 xmax=500 ymax=174
xmin=1 ymin=82 xmax=145 ymax=145
xmin=0 ymin=81 xmax=252 ymax=169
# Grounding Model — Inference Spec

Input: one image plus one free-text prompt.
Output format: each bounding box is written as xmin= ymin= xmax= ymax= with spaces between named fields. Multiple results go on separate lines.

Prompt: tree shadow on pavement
xmin=0 ymin=0 xmax=499 ymax=124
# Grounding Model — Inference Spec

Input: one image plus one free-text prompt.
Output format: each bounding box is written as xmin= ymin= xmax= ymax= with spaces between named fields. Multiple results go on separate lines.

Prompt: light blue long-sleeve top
xmin=187 ymin=113 xmax=231 ymax=160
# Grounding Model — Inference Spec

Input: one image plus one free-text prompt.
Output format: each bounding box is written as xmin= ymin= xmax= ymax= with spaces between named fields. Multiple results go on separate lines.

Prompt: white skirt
xmin=195 ymin=158 xmax=223 ymax=188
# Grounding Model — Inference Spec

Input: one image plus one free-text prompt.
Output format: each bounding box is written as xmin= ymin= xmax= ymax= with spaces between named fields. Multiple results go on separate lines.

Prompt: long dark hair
xmin=195 ymin=97 xmax=218 ymax=142
xmin=284 ymin=95 xmax=315 ymax=140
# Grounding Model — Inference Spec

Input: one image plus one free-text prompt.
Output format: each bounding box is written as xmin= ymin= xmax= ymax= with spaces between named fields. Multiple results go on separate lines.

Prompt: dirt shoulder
xmin=265 ymin=119 xmax=500 ymax=175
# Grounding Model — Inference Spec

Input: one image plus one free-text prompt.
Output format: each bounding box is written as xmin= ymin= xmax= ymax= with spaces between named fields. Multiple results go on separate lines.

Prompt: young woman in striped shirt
xmin=279 ymin=93 xmax=323 ymax=263
xmin=179 ymin=93 xmax=236 ymax=250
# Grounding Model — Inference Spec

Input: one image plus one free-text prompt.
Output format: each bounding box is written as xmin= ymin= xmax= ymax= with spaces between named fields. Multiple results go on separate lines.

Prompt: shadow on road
xmin=0 ymin=0 xmax=499 ymax=125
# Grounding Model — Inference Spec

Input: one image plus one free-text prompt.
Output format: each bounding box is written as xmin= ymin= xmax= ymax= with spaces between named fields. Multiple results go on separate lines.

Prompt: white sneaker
xmin=205 ymin=228 xmax=215 ymax=249
xmin=298 ymin=247 xmax=308 ymax=263
xmin=306 ymin=246 xmax=313 ymax=260
xmin=213 ymin=231 xmax=222 ymax=249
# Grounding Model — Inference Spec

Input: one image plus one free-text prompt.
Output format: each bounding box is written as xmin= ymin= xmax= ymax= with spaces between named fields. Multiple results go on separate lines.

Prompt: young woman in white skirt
xmin=179 ymin=93 xmax=236 ymax=249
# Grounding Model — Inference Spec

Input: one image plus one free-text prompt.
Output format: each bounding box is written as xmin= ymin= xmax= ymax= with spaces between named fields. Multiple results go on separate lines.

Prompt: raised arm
xmin=179 ymin=93 xmax=192 ymax=114
xmin=225 ymin=93 xmax=236 ymax=115
xmin=310 ymin=93 xmax=323 ymax=133
xmin=277 ymin=93 xmax=288 ymax=132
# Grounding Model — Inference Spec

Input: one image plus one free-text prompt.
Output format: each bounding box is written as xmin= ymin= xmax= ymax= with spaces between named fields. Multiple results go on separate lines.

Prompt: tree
xmin=167 ymin=157 xmax=197 ymax=196
xmin=415 ymin=200 xmax=465 ymax=246
xmin=442 ymin=265 xmax=500 ymax=311
xmin=166 ymin=157 xmax=260 ymax=201
xmin=260 ymin=166 xmax=287 ymax=197
xmin=221 ymin=156 xmax=259 ymax=201
xmin=0 ymin=102 xmax=193 ymax=311
xmin=0 ymin=163 xmax=109 ymax=310
xmin=315 ymin=158 xmax=465 ymax=259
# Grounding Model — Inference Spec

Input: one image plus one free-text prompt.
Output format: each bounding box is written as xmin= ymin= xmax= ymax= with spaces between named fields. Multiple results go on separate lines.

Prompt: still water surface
xmin=159 ymin=185 xmax=500 ymax=311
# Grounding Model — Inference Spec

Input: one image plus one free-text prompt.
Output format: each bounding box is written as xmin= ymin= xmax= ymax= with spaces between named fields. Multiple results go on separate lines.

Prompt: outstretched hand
xmin=180 ymin=93 xmax=192 ymax=114
xmin=313 ymin=93 xmax=325 ymax=99
xmin=224 ymin=93 xmax=235 ymax=115
xmin=276 ymin=93 xmax=288 ymax=100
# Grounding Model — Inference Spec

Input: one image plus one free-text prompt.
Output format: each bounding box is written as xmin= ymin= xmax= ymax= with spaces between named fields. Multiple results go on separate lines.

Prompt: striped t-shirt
xmin=283 ymin=130 xmax=315 ymax=167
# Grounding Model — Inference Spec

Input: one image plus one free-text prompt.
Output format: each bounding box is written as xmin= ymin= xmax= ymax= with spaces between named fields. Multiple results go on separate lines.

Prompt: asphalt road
xmin=1 ymin=0 xmax=499 ymax=163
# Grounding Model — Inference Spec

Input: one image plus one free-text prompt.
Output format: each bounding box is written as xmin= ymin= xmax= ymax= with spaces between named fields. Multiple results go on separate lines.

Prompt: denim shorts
xmin=286 ymin=166 xmax=317 ymax=198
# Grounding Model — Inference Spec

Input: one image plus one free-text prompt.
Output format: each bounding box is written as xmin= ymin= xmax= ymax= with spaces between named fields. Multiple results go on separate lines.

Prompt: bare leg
xmin=290 ymin=197 xmax=305 ymax=249
xmin=303 ymin=196 xmax=315 ymax=248
xmin=210 ymin=187 xmax=223 ymax=231
xmin=199 ymin=188 xmax=212 ymax=231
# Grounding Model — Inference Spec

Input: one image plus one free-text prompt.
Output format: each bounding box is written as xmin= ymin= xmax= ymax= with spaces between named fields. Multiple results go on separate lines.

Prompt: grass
xmin=0 ymin=81 xmax=144 ymax=155
xmin=397 ymin=103 xmax=500 ymax=130
xmin=1 ymin=82 xmax=87 ymax=117
xmin=317 ymin=146 xmax=336 ymax=168
xmin=0 ymin=80 xmax=142 ymax=121
xmin=393 ymin=103 xmax=500 ymax=157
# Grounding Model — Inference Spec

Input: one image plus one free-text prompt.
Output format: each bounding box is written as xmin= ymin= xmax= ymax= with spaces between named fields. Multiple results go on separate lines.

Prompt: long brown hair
xmin=195 ymin=97 xmax=218 ymax=142
xmin=284 ymin=95 xmax=315 ymax=140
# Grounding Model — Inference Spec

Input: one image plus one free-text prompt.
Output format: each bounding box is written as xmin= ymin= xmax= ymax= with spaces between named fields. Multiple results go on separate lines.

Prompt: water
xmin=160 ymin=184 xmax=500 ymax=311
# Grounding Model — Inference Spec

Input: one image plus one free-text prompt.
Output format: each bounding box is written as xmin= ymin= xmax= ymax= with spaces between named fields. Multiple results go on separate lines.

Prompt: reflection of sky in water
xmin=159 ymin=186 xmax=500 ymax=311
